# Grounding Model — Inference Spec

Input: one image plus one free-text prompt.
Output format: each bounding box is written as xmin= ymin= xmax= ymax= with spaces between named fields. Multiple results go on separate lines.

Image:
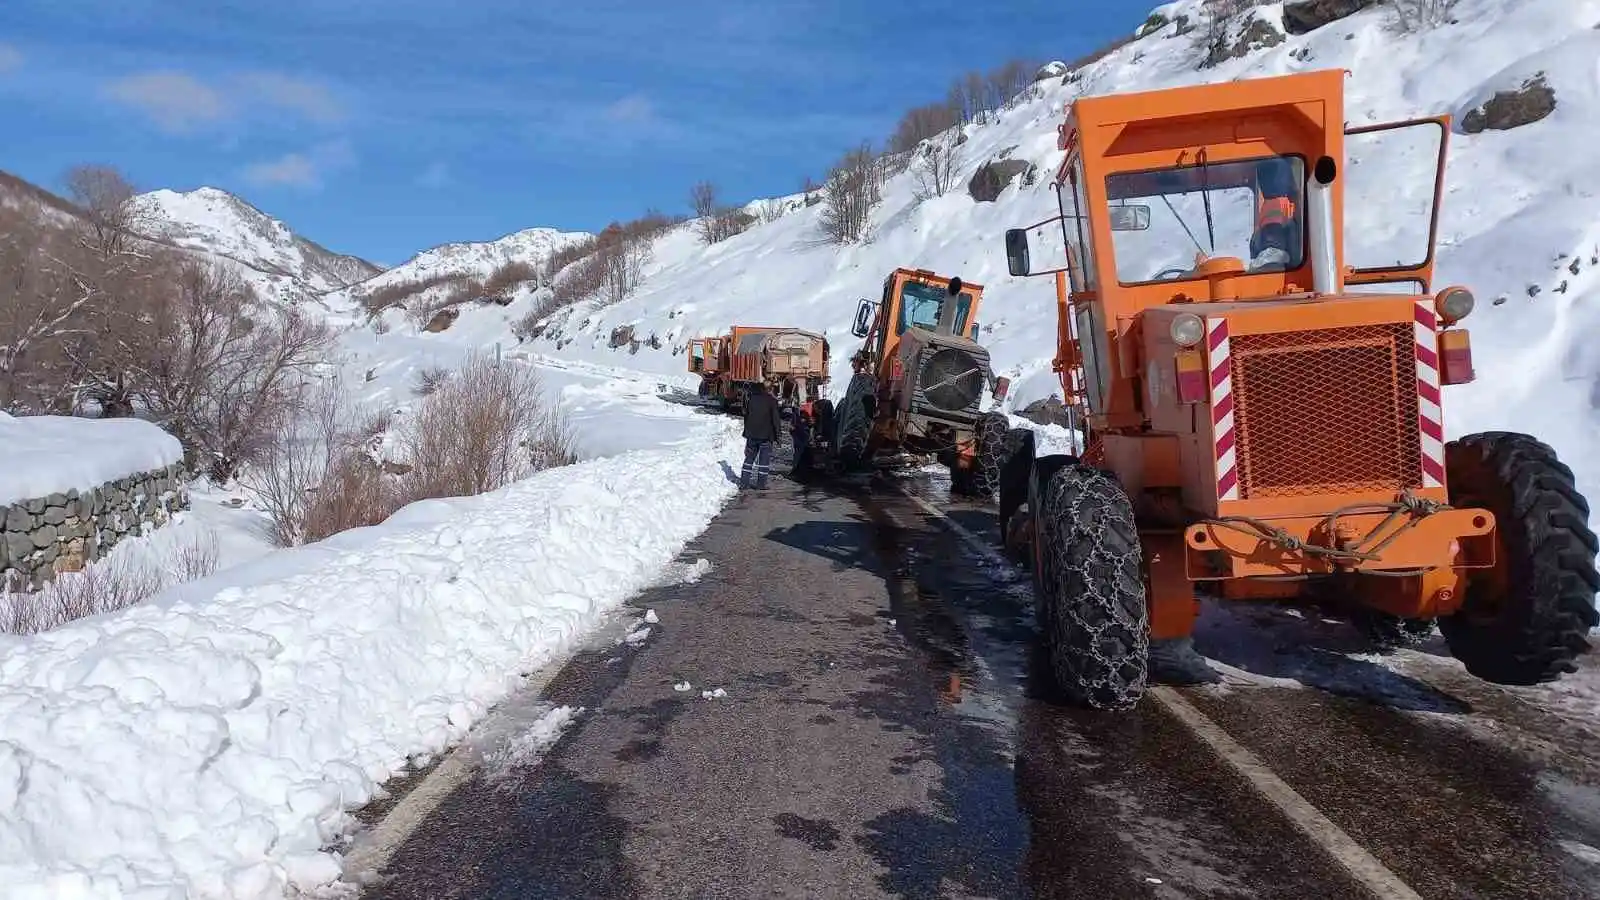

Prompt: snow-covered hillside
xmin=348 ymin=0 xmax=1600 ymax=515
xmin=131 ymin=187 xmax=381 ymax=296
xmin=348 ymin=227 xmax=591 ymax=294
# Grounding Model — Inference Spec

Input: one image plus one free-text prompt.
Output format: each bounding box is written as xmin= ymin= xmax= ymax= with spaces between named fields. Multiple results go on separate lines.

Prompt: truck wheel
xmin=1439 ymin=431 xmax=1600 ymax=684
xmin=999 ymin=429 xmax=1041 ymax=560
xmin=1032 ymin=460 xmax=1149 ymax=710
xmin=836 ymin=374 xmax=875 ymax=468
xmin=959 ymin=412 xmax=1010 ymax=501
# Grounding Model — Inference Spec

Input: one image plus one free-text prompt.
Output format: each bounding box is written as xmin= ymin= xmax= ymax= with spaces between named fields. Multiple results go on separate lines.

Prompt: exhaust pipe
xmin=1308 ymin=156 xmax=1339 ymax=295
xmin=935 ymin=277 xmax=962 ymax=336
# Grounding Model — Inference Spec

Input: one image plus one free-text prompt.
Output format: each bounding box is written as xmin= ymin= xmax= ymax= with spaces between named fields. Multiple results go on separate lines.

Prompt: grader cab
xmin=688 ymin=335 xmax=727 ymax=400
xmin=1000 ymin=68 xmax=1599 ymax=710
xmin=815 ymin=267 xmax=1012 ymax=495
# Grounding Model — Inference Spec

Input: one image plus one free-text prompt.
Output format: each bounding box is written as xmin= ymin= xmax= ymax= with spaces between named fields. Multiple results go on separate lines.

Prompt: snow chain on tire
xmin=836 ymin=374 xmax=875 ymax=469
xmin=961 ymin=412 xmax=1010 ymax=500
xmin=1033 ymin=461 xmax=1149 ymax=710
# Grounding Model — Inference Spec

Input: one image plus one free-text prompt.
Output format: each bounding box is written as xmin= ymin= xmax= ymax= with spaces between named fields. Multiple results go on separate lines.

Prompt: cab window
xmin=897 ymin=281 xmax=972 ymax=335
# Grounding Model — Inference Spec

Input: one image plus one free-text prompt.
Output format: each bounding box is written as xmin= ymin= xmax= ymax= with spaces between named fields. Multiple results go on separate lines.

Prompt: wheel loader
xmin=999 ymin=68 xmax=1600 ymax=710
xmin=806 ymin=267 xmax=1012 ymax=497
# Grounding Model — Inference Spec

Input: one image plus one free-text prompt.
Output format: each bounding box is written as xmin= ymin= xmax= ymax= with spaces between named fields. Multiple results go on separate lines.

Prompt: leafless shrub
xmin=689 ymin=182 xmax=755 ymax=244
xmin=539 ymin=237 xmax=598 ymax=287
xmin=403 ymin=353 xmax=576 ymax=500
xmin=755 ymin=199 xmax=786 ymax=225
xmin=241 ymin=372 xmax=357 ymax=546
xmin=511 ymin=293 xmax=563 ymax=342
xmin=300 ymin=452 xmax=402 ymax=544
xmin=1391 ymin=0 xmax=1457 ymax=31
xmin=414 ymin=365 xmax=451 ymax=396
xmin=359 ymin=273 xmax=459 ymax=317
xmin=913 ymin=134 xmax=961 ymax=200
xmin=483 ymin=260 xmax=537 ymax=298
xmin=889 ymin=101 xmax=963 ymax=155
xmin=0 ymin=529 xmax=219 ymax=634
xmin=64 ymin=164 xmax=145 ymax=257
xmin=820 ymin=143 xmax=881 ymax=245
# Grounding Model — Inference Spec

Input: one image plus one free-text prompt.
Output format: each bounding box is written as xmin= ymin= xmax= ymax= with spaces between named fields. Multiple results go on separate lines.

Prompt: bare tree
xmin=755 ymin=199 xmax=786 ymax=225
xmin=137 ymin=261 xmax=337 ymax=481
xmin=243 ymin=371 xmax=356 ymax=546
xmin=691 ymin=181 xmax=717 ymax=223
xmin=913 ymin=133 xmax=961 ymax=200
xmin=690 ymin=181 xmax=755 ymax=244
xmin=64 ymin=164 xmax=145 ymax=257
xmin=820 ymin=143 xmax=882 ymax=245
xmin=888 ymin=101 xmax=962 ymax=154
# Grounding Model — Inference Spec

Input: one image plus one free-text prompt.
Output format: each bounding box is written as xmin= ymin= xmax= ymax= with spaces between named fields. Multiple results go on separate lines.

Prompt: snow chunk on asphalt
xmin=0 ymin=428 xmax=741 ymax=898
xmin=644 ymin=609 xmax=659 ymax=624
xmin=483 ymin=705 xmax=583 ymax=779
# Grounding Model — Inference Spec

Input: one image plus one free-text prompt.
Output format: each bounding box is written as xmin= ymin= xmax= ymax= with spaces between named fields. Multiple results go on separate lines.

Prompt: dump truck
xmin=806 ymin=267 xmax=1011 ymax=496
xmin=688 ymin=326 xmax=829 ymax=411
xmin=998 ymin=68 xmax=1600 ymax=710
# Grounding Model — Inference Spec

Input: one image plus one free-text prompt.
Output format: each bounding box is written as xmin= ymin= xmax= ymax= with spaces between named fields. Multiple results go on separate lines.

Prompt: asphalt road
xmin=358 ymin=465 xmax=1600 ymax=900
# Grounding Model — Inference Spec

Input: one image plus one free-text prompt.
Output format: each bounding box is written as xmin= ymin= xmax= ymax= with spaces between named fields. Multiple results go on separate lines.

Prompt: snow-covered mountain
xmin=347 ymin=227 xmax=592 ymax=293
xmin=352 ymin=0 xmax=1599 ymax=508
xmin=130 ymin=187 xmax=381 ymax=296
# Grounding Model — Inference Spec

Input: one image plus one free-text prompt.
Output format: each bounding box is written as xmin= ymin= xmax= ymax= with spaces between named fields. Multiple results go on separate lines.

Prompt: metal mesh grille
xmin=916 ymin=346 xmax=984 ymax=414
xmin=1231 ymin=324 xmax=1421 ymax=499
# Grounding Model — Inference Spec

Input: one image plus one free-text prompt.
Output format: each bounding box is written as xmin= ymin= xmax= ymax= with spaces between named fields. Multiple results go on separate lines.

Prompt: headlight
xmin=1170 ymin=312 xmax=1205 ymax=347
xmin=1437 ymin=286 xmax=1475 ymax=324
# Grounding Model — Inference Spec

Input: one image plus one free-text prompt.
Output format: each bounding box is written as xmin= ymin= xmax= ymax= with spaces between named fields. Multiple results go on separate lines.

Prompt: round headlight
xmin=1170 ymin=312 xmax=1205 ymax=348
xmin=1437 ymin=286 xmax=1475 ymax=323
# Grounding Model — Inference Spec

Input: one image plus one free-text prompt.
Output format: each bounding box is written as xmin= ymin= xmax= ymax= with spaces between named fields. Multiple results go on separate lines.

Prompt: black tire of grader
xmin=836 ymin=375 xmax=875 ymax=468
xmin=1032 ymin=460 xmax=1150 ymax=710
xmin=999 ymin=428 xmax=1041 ymax=560
xmin=955 ymin=412 xmax=1011 ymax=500
xmin=1440 ymin=431 xmax=1600 ymax=685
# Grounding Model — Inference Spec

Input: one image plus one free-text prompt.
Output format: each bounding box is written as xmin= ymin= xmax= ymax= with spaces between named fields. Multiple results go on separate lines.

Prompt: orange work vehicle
xmin=814 ymin=267 xmax=1012 ymax=495
xmin=999 ymin=68 xmax=1599 ymax=710
xmin=689 ymin=326 xmax=829 ymax=412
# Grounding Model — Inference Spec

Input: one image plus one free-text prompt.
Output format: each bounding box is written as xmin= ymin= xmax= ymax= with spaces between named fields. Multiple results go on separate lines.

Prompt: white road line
xmin=896 ymin=486 xmax=1425 ymax=900
xmin=1149 ymin=688 xmax=1424 ymax=900
xmin=339 ymin=663 xmax=564 ymax=885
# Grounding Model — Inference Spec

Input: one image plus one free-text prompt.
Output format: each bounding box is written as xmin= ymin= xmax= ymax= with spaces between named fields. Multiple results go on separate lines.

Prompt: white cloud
xmin=0 ymin=44 xmax=22 ymax=75
xmin=238 ymin=72 xmax=345 ymax=124
xmin=103 ymin=71 xmax=229 ymax=133
xmin=603 ymin=94 xmax=657 ymax=125
xmin=242 ymin=139 xmax=356 ymax=190
xmin=417 ymin=161 xmax=451 ymax=189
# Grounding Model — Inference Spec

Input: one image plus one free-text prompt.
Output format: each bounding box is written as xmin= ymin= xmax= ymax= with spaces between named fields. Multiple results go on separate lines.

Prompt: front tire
xmin=961 ymin=412 xmax=1010 ymax=501
xmin=1032 ymin=461 xmax=1149 ymax=710
xmin=836 ymin=374 xmax=875 ymax=469
xmin=1439 ymin=431 xmax=1600 ymax=684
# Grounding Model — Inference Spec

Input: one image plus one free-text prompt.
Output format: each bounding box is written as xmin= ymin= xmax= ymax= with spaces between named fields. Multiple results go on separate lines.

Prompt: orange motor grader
xmin=999 ymin=68 xmax=1599 ymax=711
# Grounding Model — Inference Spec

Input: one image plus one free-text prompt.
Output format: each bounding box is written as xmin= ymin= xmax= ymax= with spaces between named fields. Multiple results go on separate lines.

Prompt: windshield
xmin=897 ymin=281 xmax=973 ymax=335
xmin=1106 ymin=155 xmax=1305 ymax=285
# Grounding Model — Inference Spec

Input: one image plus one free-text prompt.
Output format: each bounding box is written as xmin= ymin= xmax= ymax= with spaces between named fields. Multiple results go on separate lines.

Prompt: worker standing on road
xmin=740 ymin=382 xmax=782 ymax=490
xmin=789 ymin=399 xmax=813 ymax=477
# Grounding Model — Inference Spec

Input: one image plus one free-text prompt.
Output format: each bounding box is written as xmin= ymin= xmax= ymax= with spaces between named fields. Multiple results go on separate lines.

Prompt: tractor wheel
xmin=999 ymin=429 xmax=1041 ymax=560
xmin=1439 ymin=431 xmax=1600 ymax=685
xmin=1032 ymin=460 xmax=1149 ymax=710
xmin=836 ymin=374 xmax=875 ymax=468
xmin=961 ymin=412 xmax=1010 ymax=501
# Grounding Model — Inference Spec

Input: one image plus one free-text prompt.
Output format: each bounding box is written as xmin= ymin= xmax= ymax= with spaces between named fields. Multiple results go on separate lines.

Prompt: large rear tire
xmin=961 ymin=412 xmax=1010 ymax=501
xmin=836 ymin=374 xmax=875 ymax=469
xmin=1032 ymin=460 xmax=1149 ymax=710
xmin=1440 ymin=431 xmax=1600 ymax=685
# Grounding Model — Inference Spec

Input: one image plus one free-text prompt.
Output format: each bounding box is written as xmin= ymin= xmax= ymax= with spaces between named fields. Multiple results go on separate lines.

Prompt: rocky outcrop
xmin=1282 ymin=0 xmax=1379 ymax=35
xmin=1461 ymin=74 xmax=1557 ymax=133
xmin=1204 ymin=16 xmax=1286 ymax=67
xmin=968 ymin=160 xmax=1032 ymax=203
xmin=1 ymin=463 xmax=189 ymax=591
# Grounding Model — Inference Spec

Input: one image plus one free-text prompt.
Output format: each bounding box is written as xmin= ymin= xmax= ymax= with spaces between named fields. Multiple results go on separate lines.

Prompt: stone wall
xmin=0 ymin=463 xmax=190 ymax=592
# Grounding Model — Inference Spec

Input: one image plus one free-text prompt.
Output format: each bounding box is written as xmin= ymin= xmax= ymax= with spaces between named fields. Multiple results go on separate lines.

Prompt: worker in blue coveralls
xmin=740 ymin=381 xmax=781 ymax=490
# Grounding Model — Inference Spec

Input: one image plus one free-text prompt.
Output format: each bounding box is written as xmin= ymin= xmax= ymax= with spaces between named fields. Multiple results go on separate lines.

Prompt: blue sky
xmin=1 ymin=0 xmax=1155 ymax=266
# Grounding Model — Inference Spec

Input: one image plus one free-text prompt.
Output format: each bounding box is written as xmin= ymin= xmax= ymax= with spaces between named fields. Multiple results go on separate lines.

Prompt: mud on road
xmin=350 ymin=463 xmax=1600 ymax=900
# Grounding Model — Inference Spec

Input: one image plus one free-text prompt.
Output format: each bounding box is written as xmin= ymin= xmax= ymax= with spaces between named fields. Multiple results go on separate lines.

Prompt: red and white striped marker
xmin=1414 ymin=300 xmax=1445 ymax=488
xmin=1207 ymin=317 xmax=1239 ymax=502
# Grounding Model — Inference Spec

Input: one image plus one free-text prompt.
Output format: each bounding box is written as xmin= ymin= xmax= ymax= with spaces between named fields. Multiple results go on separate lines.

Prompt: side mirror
xmin=1110 ymin=204 xmax=1151 ymax=231
xmin=851 ymin=299 xmax=874 ymax=338
xmin=1004 ymin=229 xmax=1031 ymax=277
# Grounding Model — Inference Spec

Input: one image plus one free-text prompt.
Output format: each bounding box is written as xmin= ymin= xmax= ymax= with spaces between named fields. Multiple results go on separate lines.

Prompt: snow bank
xmin=0 ymin=420 xmax=742 ymax=899
xmin=0 ymin=415 xmax=184 ymax=508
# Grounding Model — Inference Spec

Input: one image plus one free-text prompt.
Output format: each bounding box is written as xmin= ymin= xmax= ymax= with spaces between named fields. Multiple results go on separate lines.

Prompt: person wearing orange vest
xmin=1249 ymin=159 xmax=1299 ymax=272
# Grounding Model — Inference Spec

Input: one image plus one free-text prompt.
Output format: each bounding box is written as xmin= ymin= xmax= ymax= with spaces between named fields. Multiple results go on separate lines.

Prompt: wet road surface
xmin=359 ymin=466 xmax=1600 ymax=900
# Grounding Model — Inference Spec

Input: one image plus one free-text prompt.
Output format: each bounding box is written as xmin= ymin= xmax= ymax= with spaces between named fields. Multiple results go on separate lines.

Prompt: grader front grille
xmin=1227 ymin=323 xmax=1422 ymax=499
